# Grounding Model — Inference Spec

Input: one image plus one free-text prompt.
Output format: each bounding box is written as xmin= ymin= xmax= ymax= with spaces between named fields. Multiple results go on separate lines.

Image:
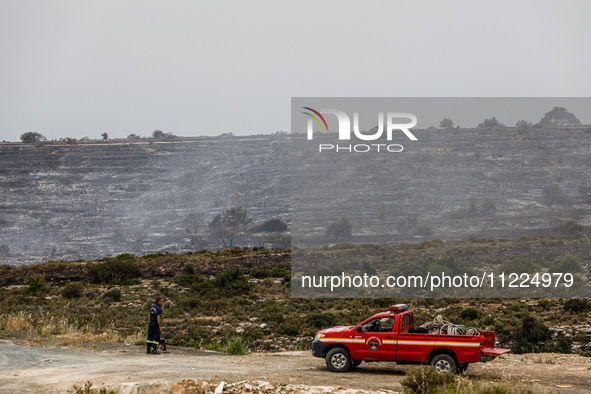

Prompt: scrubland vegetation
xmin=1 ymin=233 xmax=589 ymax=357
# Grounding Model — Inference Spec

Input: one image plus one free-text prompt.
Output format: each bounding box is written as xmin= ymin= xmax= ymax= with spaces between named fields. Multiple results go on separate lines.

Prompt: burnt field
xmin=0 ymin=126 xmax=590 ymax=265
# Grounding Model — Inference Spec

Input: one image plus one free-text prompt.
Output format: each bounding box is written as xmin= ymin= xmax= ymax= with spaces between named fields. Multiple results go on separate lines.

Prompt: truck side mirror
xmin=356 ymin=326 xmax=362 ymax=332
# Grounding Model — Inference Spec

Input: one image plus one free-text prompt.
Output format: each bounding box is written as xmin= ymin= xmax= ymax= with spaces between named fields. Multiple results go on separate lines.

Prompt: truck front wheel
xmin=325 ymin=348 xmax=351 ymax=372
xmin=431 ymin=354 xmax=457 ymax=374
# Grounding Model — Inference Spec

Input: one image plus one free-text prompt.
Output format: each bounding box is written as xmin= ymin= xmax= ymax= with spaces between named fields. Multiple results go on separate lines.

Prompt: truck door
xmin=353 ymin=316 xmax=397 ymax=361
xmin=395 ymin=312 xmax=428 ymax=362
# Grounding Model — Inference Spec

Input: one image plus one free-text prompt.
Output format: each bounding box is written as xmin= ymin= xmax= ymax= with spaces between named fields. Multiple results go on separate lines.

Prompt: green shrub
xmin=182 ymin=263 xmax=196 ymax=275
xmin=460 ymin=308 xmax=479 ymax=321
xmin=550 ymin=254 xmax=582 ymax=273
xmin=102 ymin=289 xmax=122 ymax=302
xmin=282 ymin=273 xmax=291 ymax=286
xmin=20 ymin=131 xmax=45 ymax=143
xmin=151 ymin=280 xmax=161 ymax=290
xmin=213 ymin=268 xmax=252 ymax=295
xmin=553 ymin=332 xmax=572 ymax=353
xmin=202 ymin=339 xmax=224 ymax=352
xmin=250 ymin=269 xmax=270 ymax=279
xmin=270 ymin=269 xmax=290 ymax=278
xmin=563 ymin=298 xmax=591 ymax=313
xmin=180 ymin=297 xmax=201 ymax=310
xmin=189 ymin=277 xmax=212 ymax=294
xmin=230 ymin=246 xmax=245 ymax=255
xmin=175 ymin=271 xmax=204 ymax=287
xmin=121 ymin=278 xmax=141 ymax=286
xmin=26 ymin=274 xmax=46 ymax=294
xmin=278 ymin=318 xmax=301 ymax=336
xmin=480 ymin=386 xmax=510 ymax=394
xmin=513 ymin=312 xmax=551 ymax=354
xmin=401 ymin=366 xmax=456 ymax=393
xmin=89 ymin=254 xmax=140 ymax=284
xmin=225 ymin=337 xmax=249 ymax=355
xmin=263 ymin=311 xmax=285 ymax=326
xmin=61 ymin=282 xmax=84 ymax=299
xmin=308 ymin=313 xmax=337 ymax=329
xmin=361 ymin=259 xmax=377 ymax=275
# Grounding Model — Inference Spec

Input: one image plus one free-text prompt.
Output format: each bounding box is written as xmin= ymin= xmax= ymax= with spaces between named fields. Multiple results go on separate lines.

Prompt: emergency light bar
xmin=388 ymin=304 xmax=408 ymax=313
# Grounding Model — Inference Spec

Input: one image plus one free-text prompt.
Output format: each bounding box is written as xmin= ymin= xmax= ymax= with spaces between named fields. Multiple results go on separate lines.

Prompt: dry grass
xmin=0 ymin=311 xmax=35 ymax=331
xmin=523 ymin=354 xmax=556 ymax=365
xmin=27 ymin=314 xmax=90 ymax=343
xmin=54 ymin=330 xmax=133 ymax=347
xmin=402 ymin=366 xmax=537 ymax=394
xmin=452 ymin=375 xmax=536 ymax=394
xmin=1 ymin=312 xmax=142 ymax=346
xmin=126 ymin=329 xmax=148 ymax=346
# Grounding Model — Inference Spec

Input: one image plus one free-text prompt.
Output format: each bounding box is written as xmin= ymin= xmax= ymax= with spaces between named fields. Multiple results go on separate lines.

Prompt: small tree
xmin=439 ymin=118 xmax=454 ymax=129
xmin=127 ymin=133 xmax=141 ymax=140
xmin=208 ymin=207 xmax=251 ymax=248
xmin=152 ymin=130 xmax=164 ymax=139
xmin=101 ymin=132 xmax=108 ymax=140
xmin=539 ymin=107 xmax=581 ymax=127
xmin=326 ymin=217 xmax=352 ymax=241
xmin=516 ymin=120 xmax=531 ymax=132
xmin=251 ymin=218 xmax=288 ymax=233
xmin=478 ymin=117 xmax=502 ymax=129
xmin=20 ymin=132 xmax=45 ymax=143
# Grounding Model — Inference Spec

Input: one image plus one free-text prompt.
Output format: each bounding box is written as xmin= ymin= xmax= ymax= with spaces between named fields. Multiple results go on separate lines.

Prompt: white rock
xmin=119 ymin=382 xmax=170 ymax=394
xmin=214 ymin=381 xmax=225 ymax=394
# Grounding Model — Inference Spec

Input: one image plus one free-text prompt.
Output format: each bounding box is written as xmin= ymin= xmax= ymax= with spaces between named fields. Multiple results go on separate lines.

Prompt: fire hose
xmin=420 ymin=315 xmax=479 ymax=336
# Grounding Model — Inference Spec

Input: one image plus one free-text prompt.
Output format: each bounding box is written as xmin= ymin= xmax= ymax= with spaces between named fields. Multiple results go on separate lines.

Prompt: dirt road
xmin=0 ymin=341 xmax=590 ymax=393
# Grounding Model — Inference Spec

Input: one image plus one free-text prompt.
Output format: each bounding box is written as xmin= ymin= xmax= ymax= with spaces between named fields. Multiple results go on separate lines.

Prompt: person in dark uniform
xmin=146 ymin=297 xmax=163 ymax=354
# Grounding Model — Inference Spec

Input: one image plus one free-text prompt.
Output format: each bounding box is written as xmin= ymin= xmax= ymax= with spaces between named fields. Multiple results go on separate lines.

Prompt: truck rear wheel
xmin=325 ymin=347 xmax=351 ymax=372
xmin=431 ymin=354 xmax=457 ymax=374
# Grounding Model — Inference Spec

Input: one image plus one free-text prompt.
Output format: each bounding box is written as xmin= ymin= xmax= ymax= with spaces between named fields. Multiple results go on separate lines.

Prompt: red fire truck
xmin=311 ymin=304 xmax=510 ymax=373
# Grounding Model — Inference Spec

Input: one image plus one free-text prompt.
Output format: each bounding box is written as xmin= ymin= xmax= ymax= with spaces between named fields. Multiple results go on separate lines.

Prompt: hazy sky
xmin=1 ymin=1 xmax=590 ymax=141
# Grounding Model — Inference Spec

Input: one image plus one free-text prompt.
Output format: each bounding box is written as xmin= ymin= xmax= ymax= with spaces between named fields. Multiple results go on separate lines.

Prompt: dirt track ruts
xmin=1 ymin=341 xmax=590 ymax=393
